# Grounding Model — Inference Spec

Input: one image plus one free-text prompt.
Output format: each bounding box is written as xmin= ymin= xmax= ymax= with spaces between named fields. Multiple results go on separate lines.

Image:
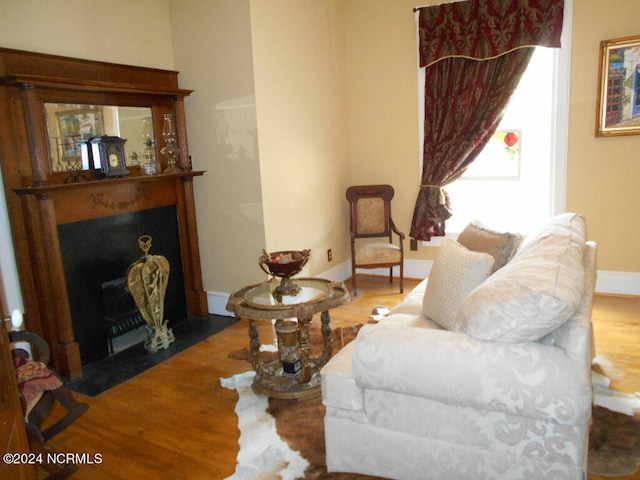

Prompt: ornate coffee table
xmin=226 ymin=277 xmax=350 ymax=399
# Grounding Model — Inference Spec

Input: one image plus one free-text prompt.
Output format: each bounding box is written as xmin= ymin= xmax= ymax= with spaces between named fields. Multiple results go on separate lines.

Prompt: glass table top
xmin=244 ymin=278 xmax=333 ymax=310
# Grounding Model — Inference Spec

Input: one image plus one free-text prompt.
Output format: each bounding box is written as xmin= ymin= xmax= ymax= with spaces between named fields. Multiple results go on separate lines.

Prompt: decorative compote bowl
xmin=259 ymin=249 xmax=311 ymax=296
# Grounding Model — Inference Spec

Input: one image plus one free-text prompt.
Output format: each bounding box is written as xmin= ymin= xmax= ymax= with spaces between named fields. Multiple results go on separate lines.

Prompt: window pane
xmin=445 ymin=47 xmax=555 ymax=235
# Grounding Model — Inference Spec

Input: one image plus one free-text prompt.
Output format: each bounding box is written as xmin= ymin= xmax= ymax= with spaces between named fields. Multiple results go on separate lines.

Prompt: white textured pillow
xmin=422 ymin=239 xmax=494 ymax=330
xmin=455 ymin=213 xmax=587 ymax=342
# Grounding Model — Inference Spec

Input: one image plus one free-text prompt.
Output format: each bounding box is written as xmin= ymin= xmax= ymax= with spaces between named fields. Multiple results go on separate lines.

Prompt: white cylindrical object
xmin=9 ymin=309 xmax=31 ymax=357
xmin=10 ymin=309 xmax=23 ymax=330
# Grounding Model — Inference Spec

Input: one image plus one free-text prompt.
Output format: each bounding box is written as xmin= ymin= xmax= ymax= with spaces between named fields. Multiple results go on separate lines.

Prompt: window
xmin=445 ymin=47 xmax=556 ymax=234
xmin=416 ymin=0 xmax=573 ymax=241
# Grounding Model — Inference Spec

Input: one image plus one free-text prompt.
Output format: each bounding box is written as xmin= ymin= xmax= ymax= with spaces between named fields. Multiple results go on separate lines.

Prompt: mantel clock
xmin=88 ymin=136 xmax=129 ymax=178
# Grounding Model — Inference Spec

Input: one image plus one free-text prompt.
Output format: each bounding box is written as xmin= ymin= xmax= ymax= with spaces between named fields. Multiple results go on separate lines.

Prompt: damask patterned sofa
xmin=321 ymin=213 xmax=597 ymax=480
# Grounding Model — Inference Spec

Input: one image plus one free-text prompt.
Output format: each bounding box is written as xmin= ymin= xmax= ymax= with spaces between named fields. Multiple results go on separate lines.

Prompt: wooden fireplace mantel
xmin=14 ymin=170 xmax=204 ymax=224
xmin=0 ymin=48 xmax=208 ymax=378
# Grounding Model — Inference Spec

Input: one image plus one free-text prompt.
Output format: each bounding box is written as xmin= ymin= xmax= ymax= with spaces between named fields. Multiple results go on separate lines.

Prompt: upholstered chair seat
xmin=354 ymin=242 xmax=402 ymax=265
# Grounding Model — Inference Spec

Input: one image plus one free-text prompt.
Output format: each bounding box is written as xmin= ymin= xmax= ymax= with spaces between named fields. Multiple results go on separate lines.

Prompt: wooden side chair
xmin=11 ymin=330 xmax=89 ymax=479
xmin=346 ymin=184 xmax=405 ymax=295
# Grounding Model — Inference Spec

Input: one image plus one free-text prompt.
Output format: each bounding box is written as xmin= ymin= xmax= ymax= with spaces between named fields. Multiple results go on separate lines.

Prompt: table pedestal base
xmin=251 ymin=355 xmax=322 ymax=400
xmin=247 ymin=312 xmax=333 ymax=401
xmin=226 ymin=278 xmax=350 ymax=401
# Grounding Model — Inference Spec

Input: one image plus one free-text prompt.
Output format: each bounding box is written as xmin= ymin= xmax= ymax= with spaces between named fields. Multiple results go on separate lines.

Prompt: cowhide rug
xmin=223 ymin=325 xmax=640 ymax=479
xmin=222 ymin=323 xmax=368 ymax=479
xmin=590 ymin=368 xmax=640 ymax=476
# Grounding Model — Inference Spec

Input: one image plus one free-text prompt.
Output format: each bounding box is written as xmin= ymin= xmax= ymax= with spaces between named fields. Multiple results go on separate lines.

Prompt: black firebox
xmin=58 ymin=205 xmax=187 ymax=365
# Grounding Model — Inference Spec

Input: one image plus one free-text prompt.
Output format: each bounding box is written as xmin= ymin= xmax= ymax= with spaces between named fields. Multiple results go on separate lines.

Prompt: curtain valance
xmin=417 ymin=0 xmax=564 ymax=68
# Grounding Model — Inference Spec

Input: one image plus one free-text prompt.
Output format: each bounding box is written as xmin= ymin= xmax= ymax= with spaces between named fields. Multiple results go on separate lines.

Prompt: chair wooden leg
xmin=26 ymin=424 xmax=77 ymax=480
xmin=351 ymin=265 xmax=358 ymax=296
xmin=41 ymin=386 xmax=89 ymax=441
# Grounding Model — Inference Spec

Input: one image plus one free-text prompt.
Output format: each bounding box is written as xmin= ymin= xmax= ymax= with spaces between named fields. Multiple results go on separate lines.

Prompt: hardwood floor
xmin=39 ymin=276 xmax=640 ymax=480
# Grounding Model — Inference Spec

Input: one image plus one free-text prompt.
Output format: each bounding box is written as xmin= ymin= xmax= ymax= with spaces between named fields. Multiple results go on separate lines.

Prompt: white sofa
xmin=321 ymin=213 xmax=597 ymax=480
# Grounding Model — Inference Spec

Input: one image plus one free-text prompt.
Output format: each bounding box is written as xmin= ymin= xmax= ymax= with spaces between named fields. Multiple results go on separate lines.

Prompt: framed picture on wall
xmin=596 ymin=35 xmax=640 ymax=136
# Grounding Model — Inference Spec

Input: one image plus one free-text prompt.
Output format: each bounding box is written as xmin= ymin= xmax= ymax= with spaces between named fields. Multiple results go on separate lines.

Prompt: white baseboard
xmin=595 ymin=270 xmax=640 ymax=296
xmin=207 ymin=260 xmax=640 ymax=315
xmin=207 ymin=290 xmax=233 ymax=317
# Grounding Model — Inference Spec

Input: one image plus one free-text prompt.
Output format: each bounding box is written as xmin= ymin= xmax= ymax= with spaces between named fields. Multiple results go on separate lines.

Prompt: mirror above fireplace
xmin=0 ymin=47 xmax=209 ymax=378
xmin=44 ymin=103 xmax=155 ymax=172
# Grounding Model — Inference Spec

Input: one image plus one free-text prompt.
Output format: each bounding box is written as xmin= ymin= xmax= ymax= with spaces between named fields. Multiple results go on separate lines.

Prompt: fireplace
xmin=8 ymin=172 xmax=207 ymax=378
xmin=0 ymin=48 xmax=210 ymax=378
xmin=58 ymin=206 xmax=186 ymax=364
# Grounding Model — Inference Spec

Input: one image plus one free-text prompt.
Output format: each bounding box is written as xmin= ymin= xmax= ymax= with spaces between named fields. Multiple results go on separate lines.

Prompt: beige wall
xmin=567 ymin=0 xmax=640 ymax=272
xmin=172 ymin=0 xmax=352 ymax=291
xmin=344 ymin=0 xmax=432 ymax=262
xmin=168 ymin=0 xmax=267 ymax=293
xmin=249 ymin=0 xmax=351 ymax=277
xmin=0 ymin=0 xmax=174 ymax=69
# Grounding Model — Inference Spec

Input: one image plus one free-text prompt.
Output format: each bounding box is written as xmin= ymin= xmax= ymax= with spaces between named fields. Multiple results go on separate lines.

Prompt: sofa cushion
xmin=457 ymin=221 xmax=523 ymax=272
xmin=380 ymin=313 xmax=443 ymax=330
xmin=455 ymin=213 xmax=587 ymax=342
xmin=422 ymin=239 xmax=494 ymax=330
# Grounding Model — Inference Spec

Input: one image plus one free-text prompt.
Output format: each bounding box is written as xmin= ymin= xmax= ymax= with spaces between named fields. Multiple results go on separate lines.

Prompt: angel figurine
xmin=126 ymin=235 xmax=175 ymax=352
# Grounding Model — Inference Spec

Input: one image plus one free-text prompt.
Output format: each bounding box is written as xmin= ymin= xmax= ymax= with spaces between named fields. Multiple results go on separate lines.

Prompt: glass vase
xmin=161 ymin=113 xmax=181 ymax=174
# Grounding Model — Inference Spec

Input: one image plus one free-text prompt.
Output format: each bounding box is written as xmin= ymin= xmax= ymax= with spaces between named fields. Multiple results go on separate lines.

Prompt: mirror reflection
xmin=44 ymin=103 xmax=155 ymax=172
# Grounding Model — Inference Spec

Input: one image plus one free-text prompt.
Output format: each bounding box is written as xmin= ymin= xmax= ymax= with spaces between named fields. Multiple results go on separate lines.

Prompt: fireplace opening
xmin=58 ymin=205 xmax=187 ymax=365
xmin=101 ymin=277 xmax=147 ymax=355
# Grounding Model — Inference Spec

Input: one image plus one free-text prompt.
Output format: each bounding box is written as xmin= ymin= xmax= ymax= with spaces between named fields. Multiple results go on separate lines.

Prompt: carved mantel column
xmin=20 ymin=85 xmax=50 ymax=187
xmin=179 ymin=175 xmax=208 ymax=315
xmin=25 ymin=191 xmax=81 ymax=378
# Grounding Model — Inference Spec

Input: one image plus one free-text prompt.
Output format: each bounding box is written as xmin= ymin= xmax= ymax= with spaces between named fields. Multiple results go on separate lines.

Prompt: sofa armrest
xmin=352 ymin=324 xmax=592 ymax=424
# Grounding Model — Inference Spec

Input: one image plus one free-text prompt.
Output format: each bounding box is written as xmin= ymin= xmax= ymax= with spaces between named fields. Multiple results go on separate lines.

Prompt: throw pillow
xmin=422 ymin=239 xmax=494 ymax=330
xmin=455 ymin=213 xmax=587 ymax=343
xmin=457 ymin=221 xmax=523 ymax=273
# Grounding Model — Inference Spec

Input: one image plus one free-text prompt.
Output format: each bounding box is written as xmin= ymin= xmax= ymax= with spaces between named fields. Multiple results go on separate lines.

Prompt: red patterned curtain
xmin=410 ymin=0 xmax=564 ymax=240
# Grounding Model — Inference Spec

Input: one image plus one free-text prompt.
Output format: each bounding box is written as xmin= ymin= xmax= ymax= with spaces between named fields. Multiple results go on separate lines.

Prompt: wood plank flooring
xmin=39 ymin=276 xmax=640 ymax=480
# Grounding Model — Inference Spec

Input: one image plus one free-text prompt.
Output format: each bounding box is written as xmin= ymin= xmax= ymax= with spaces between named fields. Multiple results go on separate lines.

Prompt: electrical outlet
xmin=410 ymin=238 xmax=418 ymax=251
xmin=327 ymin=248 xmax=333 ymax=261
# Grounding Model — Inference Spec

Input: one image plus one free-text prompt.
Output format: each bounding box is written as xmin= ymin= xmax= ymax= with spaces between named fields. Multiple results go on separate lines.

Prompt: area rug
xmin=590 ymin=370 xmax=640 ymax=476
xmin=223 ymin=323 xmax=369 ymax=479
xmin=224 ymin=336 xmax=640 ymax=479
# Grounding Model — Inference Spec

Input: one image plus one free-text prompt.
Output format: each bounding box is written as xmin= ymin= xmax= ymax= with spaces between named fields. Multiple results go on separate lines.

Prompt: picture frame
xmin=55 ymin=107 xmax=104 ymax=160
xmin=596 ymin=35 xmax=640 ymax=136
